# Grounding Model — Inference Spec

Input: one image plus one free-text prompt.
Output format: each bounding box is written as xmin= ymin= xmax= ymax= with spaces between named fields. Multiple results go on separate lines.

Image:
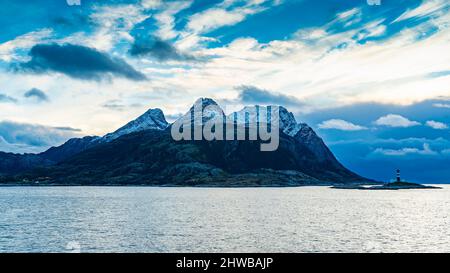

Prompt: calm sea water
xmin=0 ymin=186 xmax=449 ymax=253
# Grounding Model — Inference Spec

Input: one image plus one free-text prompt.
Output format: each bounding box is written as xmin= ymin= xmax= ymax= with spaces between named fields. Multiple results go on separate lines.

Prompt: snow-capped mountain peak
xmin=101 ymin=108 xmax=168 ymax=142
xmin=278 ymin=106 xmax=302 ymax=136
xmin=192 ymin=97 xmax=219 ymax=108
xmin=226 ymin=105 xmax=302 ymax=136
xmin=177 ymin=97 xmax=225 ymax=125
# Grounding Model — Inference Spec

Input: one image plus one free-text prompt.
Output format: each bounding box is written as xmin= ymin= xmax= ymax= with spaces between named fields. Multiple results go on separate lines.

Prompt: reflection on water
xmin=0 ymin=186 xmax=449 ymax=252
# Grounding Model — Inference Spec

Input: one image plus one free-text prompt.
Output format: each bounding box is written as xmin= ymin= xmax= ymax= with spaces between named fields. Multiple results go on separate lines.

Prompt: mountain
xmin=40 ymin=136 xmax=101 ymax=162
xmin=178 ymin=97 xmax=225 ymax=125
xmin=229 ymin=105 xmax=340 ymax=165
xmin=101 ymin=108 xmax=168 ymax=142
xmin=2 ymin=98 xmax=372 ymax=186
xmin=0 ymin=108 xmax=169 ymax=175
xmin=0 ymin=152 xmax=53 ymax=176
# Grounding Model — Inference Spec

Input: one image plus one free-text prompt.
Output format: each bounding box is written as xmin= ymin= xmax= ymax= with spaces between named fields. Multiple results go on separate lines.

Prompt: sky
xmin=0 ymin=0 xmax=449 ymax=183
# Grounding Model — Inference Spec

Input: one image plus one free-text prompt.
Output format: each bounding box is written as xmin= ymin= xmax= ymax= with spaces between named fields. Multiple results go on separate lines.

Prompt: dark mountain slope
xmin=0 ymin=109 xmax=168 ymax=175
xmin=16 ymin=126 xmax=368 ymax=186
xmin=40 ymin=136 xmax=100 ymax=162
xmin=0 ymin=152 xmax=53 ymax=176
xmin=1 ymin=98 xmax=372 ymax=186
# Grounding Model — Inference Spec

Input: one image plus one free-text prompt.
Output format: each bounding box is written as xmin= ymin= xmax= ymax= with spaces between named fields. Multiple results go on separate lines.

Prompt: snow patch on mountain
xmin=177 ymin=98 xmax=225 ymax=125
xmin=101 ymin=108 xmax=168 ymax=142
xmin=226 ymin=105 xmax=303 ymax=136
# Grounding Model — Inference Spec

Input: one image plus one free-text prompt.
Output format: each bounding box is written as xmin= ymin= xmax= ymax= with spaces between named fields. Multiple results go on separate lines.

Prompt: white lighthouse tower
xmin=396 ymin=169 xmax=401 ymax=182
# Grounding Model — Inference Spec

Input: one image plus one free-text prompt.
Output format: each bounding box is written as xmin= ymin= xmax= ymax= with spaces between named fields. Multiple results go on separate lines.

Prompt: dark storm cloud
xmin=129 ymin=37 xmax=197 ymax=62
xmin=15 ymin=43 xmax=147 ymax=81
xmin=235 ymin=85 xmax=304 ymax=107
xmin=0 ymin=93 xmax=17 ymax=103
xmin=24 ymin=88 xmax=49 ymax=102
xmin=102 ymin=99 xmax=144 ymax=112
xmin=102 ymin=100 xmax=126 ymax=111
xmin=53 ymin=126 xmax=82 ymax=132
xmin=0 ymin=121 xmax=81 ymax=153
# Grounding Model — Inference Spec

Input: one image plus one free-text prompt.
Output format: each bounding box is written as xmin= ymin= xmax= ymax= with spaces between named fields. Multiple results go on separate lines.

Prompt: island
xmin=332 ymin=182 xmax=441 ymax=190
xmin=331 ymin=170 xmax=441 ymax=190
xmin=0 ymin=98 xmax=374 ymax=187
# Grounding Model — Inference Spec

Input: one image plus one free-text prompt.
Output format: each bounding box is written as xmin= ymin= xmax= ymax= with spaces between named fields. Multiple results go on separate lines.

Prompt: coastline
xmin=1 ymin=180 xmax=444 ymax=189
xmin=332 ymin=181 xmax=442 ymax=190
xmin=0 ymin=181 xmax=379 ymax=188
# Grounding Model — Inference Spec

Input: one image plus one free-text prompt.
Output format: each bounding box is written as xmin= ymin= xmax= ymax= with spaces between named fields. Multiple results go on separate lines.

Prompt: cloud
xmin=165 ymin=113 xmax=183 ymax=122
xmin=80 ymin=4 xmax=149 ymax=51
xmin=0 ymin=93 xmax=17 ymax=103
xmin=1 ymin=0 xmax=450 ymax=156
xmin=153 ymin=1 xmax=192 ymax=40
xmin=129 ymin=37 xmax=197 ymax=62
xmin=187 ymin=8 xmax=248 ymax=34
xmin=427 ymin=70 xmax=450 ymax=78
xmin=235 ymin=85 xmax=304 ymax=107
xmin=186 ymin=1 xmax=270 ymax=34
xmin=433 ymin=103 xmax=450 ymax=108
xmin=393 ymin=0 xmax=448 ymax=23
xmin=102 ymin=100 xmax=126 ymax=111
xmin=0 ymin=120 xmax=82 ymax=153
xmin=327 ymin=136 xmax=450 ymax=183
xmin=333 ymin=7 xmax=362 ymax=28
xmin=52 ymin=127 xmax=82 ymax=132
xmin=426 ymin=120 xmax=448 ymax=129
xmin=372 ymin=143 xmax=438 ymax=156
xmin=0 ymin=29 xmax=52 ymax=62
xmin=141 ymin=0 xmax=163 ymax=9
xmin=0 ymin=136 xmax=37 ymax=154
xmin=374 ymin=114 xmax=420 ymax=128
xmin=24 ymin=88 xmax=49 ymax=102
xmin=15 ymin=43 xmax=146 ymax=81
xmin=101 ymin=99 xmax=145 ymax=112
xmin=318 ymin=119 xmax=367 ymax=131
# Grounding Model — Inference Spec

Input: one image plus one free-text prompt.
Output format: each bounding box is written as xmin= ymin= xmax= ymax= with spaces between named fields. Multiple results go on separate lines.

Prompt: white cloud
xmin=154 ymin=1 xmax=192 ymax=40
xmin=141 ymin=0 xmax=162 ymax=9
xmin=0 ymin=29 xmax=52 ymax=62
xmin=193 ymin=8 xmax=450 ymax=110
xmin=187 ymin=7 xmax=255 ymax=34
xmin=374 ymin=114 xmax=420 ymax=128
xmin=60 ymin=1 xmax=183 ymax=50
xmin=318 ymin=119 xmax=367 ymax=131
xmin=393 ymin=0 xmax=448 ymax=23
xmin=186 ymin=0 xmax=270 ymax=34
xmin=336 ymin=8 xmax=360 ymax=20
xmin=1 ymin=1 xmax=450 ymax=140
xmin=433 ymin=103 xmax=450 ymax=108
xmin=426 ymin=120 xmax=448 ymax=129
xmin=88 ymin=4 xmax=147 ymax=51
xmin=334 ymin=7 xmax=362 ymax=28
xmin=373 ymin=143 xmax=438 ymax=156
xmin=58 ymin=4 xmax=148 ymax=52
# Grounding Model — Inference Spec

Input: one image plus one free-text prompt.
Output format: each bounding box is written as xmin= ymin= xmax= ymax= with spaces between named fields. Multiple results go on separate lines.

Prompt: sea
xmin=0 ymin=185 xmax=449 ymax=252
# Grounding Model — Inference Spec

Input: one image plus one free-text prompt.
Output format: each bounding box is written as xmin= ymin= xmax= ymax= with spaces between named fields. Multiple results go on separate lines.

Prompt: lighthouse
xmin=396 ymin=169 xmax=401 ymax=182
